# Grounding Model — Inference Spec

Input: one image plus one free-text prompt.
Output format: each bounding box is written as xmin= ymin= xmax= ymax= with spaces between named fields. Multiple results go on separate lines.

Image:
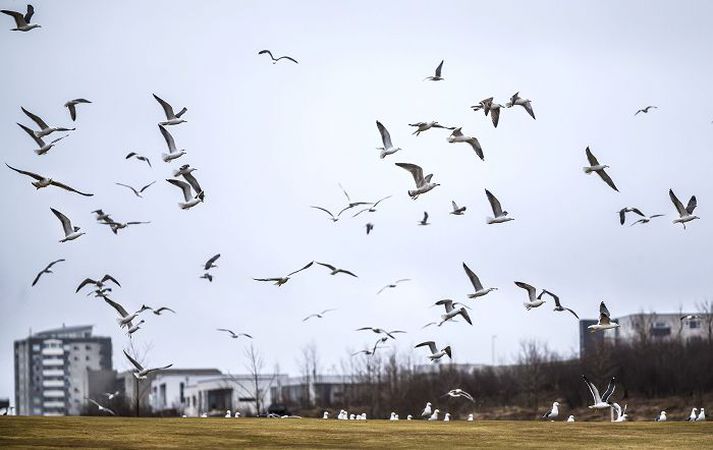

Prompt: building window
xmin=74 ymin=346 xmax=79 ymax=351
xmin=85 ymin=345 xmax=91 ymax=351
xmin=688 ymin=320 xmax=700 ymax=329
xmin=86 ymin=356 xmax=90 ymax=361
xmin=180 ymin=382 xmax=185 ymax=403
xmin=32 ymin=345 xmax=40 ymax=351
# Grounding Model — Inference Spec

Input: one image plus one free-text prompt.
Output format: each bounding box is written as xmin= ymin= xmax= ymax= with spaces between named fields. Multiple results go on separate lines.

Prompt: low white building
xmin=147 ymin=369 xmax=223 ymax=415
xmin=182 ymin=373 xmax=288 ymax=417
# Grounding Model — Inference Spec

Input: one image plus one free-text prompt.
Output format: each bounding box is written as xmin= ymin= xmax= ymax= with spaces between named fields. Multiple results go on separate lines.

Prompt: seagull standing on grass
xmin=86 ymin=398 xmax=116 ymax=415
xmin=395 ymin=162 xmax=440 ymax=199
xmin=424 ymin=60 xmax=444 ymax=81
xmin=669 ymin=189 xmax=699 ymax=229
xmin=583 ymin=147 xmax=618 ymax=192
xmin=515 ymin=282 xmax=546 ymax=310
xmin=376 ymin=121 xmax=402 ymax=158
xmin=6 ymin=164 xmax=93 ymax=196
xmin=582 ymin=375 xmax=616 ymax=409
xmin=656 ymin=411 xmax=667 ymax=422
xmin=463 ymin=263 xmax=497 ymax=299
xmin=51 ymin=208 xmax=85 ymax=242
xmin=485 ymin=189 xmax=514 ymax=224
xmin=428 ymin=409 xmax=441 ymax=421
xmin=421 ymin=402 xmax=432 ymax=419
xmin=64 ymin=99 xmax=91 ymax=121
xmin=258 ymin=50 xmax=298 ymax=64
xmin=443 ymin=413 xmax=451 ymax=422
xmin=696 ymin=408 xmax=706 ymax=421
xmin=31 ymin=259 xmax=65 ymax=286
xmin=542 ymin=402 xmax=559 ymax=420
xmin=20 ymin=107 xmax=75 ymax=138
xmin=687 ymin=408 xmax=698 ymax=421
xmin=505 ymin=92 xmax=536 ymax=119
xmin=1 ymin=5 xmax=40 ymax=31
xmin=17 ymin=123 xmax=68 ymax=155
xmin=253 ymin=261 xmax=314 ymax=286
xmin=587 ymin=302 xmax=620 ymax=332
xmin=123 ymin=349 xmax=173 ymax=379
xmin=566 ymin=415 xmax=575 ymax=422
xmin=447 ymin=127 xmax=484 ymax=160
xmin=153 ymin=94 xmax=187 ymax=126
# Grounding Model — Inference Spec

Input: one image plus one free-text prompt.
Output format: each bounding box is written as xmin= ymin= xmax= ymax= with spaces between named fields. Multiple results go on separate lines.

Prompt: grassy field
xmin=0 ymin=417 xmax=711 ymax=448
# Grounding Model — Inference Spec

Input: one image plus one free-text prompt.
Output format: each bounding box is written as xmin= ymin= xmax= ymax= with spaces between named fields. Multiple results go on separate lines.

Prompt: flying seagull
xmin=415 ymin=341 xmax=451 ymax=362
xmin=86 ymin=398 xmax=116 ymax=416
xmin=302 ymin=308 xmax=337 ymax=322
xmin=463 ymin=263 xmax=497 ymax=299
xmin=153 ymin=94 xmax=187 ymax=126
xmin=152 ymin=306 xmax=176 ymax=315
xmin=258 ymin=49 xmax=298 ymax=64
xmin=669 ymin=189 xmax=699 ymax=229
xmin=515 ymin=282 xmax=546 ymax=310
xmin=175 ymin=168 xmax=203 ymax=197
xmin=31 ymin=259 xmax=65 ymax=287
xmin=365 ymin=222 xmax=374 ymax=235
xmin=542 ymin=402 xmax=559 ymax=420
xmin=76 ymin=274 xmax=121 ymax=293
xmin=64 ymin=99 xmax=91 ymax=121
xmin=583 ymin=147 xmax=618 ymax=192
xmin=103 ymin=391 xmax=120 ymax=400
xmin=20 ymin=107 xmax=74 ymax=138
xmin=434 ymin=299 xmax=473 ymax=326
xmin=17 ymin=123 xmax=68 ymax=155
xmin=471 ymin=97 xmax=504 ymax=128
xmin=376 ymin=121 xmax=402 ymax=158
xmin=159 ymin=124 xmax=186 ymax=162
xmin=619 ymin=207 xmax=664 ymax=226
xmin=217 ymin=328 xmax=253 ymax=339
xmin=423 ymin=60 xmax=444 ymax=81
xmin=587 ymin=301 xmax=620 ymax=332
xmin=253 ymin=261 xmax=314 ymax=286
xmin=395 ymin=162 xmax=440 ymax=199
xmin=115 ymin=181 xmax=156 ymax=198
xmin=51 ymin=208 xmax=85 ymax=242
xmin=408 ymin=121 xmax=454 ymax=136
xmin=442 ymin=389 xmax=475 ymax=402
xmin=612 ymin=403 xmax=628 ymax=422
xmin=1 ymin=5 xmax=39 ymax=31
xmin=316 ymin=262 xmax=358 ymax=277
xmin=541 ymin=290 xmax=579 ymax=318
xmin=125 ymin=152 xmax=152 ymax=167
xmin=450 ymin=201 xmax=466 ymax=215
xmin=418 ymin=211 xmax=430 ymax=226
xmin=200 ymin=273 xmax=213 ymax=282
xmin=166 ymin=179 xmax=204 ymax=210
xmin=104 ymin=297 xmax=142 ymax=329
xmin=123 ymin=349 xmax=173 ymax=379
xmin=485 ymin=189 xmax=514 ymax=224
xmin=103 ymin=220 xmax=151 ymax=235
xmin=356 ymin=327 xmax=405 ymax=340
xmin=582 ymin=375 xmax=616 ymax=409
xmin=446 ymin=127 xmax=484 ymax=160
xmin=634 ymin=105 xmax=657 ymax=115
xmin=352 ymin=195 xmax=392 ymax=217
xmin=6 ymin=164 xmax=93 ymax=196
xmin=203 ymin=254 xmax=220 ymax=270
xmin=92 ymin=209 xmax=112 ymax=223
xmin=505 ymin=92 xmax=536 ymax=119
xmin=337 ymin=183 xmax=372 ymax=215
xmin=311 ymin=206 xmax=341 ymax=222
xmin=377 ymin=278 xmax=410 ymax=294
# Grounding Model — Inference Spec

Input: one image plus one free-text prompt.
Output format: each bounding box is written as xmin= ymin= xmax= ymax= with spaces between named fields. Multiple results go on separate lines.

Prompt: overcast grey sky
xmin=1 ymin=0 xmax=712 ymax=400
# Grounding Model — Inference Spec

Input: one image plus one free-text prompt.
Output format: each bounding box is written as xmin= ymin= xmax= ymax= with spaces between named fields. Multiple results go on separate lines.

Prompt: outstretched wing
xmin=123 ymin=349 xmax=144 ymax=372
xmin=204 ymin=253 xmax=221 ymax=269
xmin=669 ymin=189 xmax=686 ymax=216
xmin=582 ymin=375 xmax=601 ymax=403
xmin=601 ymin=377 xmax=616 ymax=402
xmin=686 ymin=196 xmax=697 ymax=214
xmin=376 ymin=121 xmax=393 ymax=149
xmin=310 ymin=206 xmax=336 ymax=220
xmin=6 ymin=163 xmax=43 ymax=181
xmin=277 ymin=56 xmax=298 ymax=64
xmin=585 ymin=147 xmax=600 ymax=166
xmin=153 ymin=94 xmax=175 ymax=119
xmin=1 ymin=9 xmax=27 ymax=28
xmin=485 ymin=189 xmax=504 ymax=216
xmin=415 ymin=341 xmax=438 ymax=354
xmin=258 ymin=49 xmax=275 ymax=60
xmin=21 ymin=107 xmax=49 ymax=130
xmin=463 ymin=263 xmax=483 ymax=291
xmin=50 ymin=208 xmax=73 ymax=235
xmin=167 ymin=179 xmax=192 ymax=202
xmin=16 ymin=123 xmax=44 ymax=146
xmin=395 ymin=162 xmax=424 ymax=187
xmin=104 ymin=297 xmax=130 ymax=318
xmin=596 ymin=169 xmax=619 ymax=192
xmin=159 ymin=124 xmax=177 ymax=152
xmin=287 ymin=261 xmax=314 ymax=276
xmin=434 ymin=60 xmax=444 ymax=77
xmin=514 ymin=281 xmax=537 ymax=301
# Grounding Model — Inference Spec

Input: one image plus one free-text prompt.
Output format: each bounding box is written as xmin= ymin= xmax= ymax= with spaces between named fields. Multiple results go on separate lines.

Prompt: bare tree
xmin=696 ymin=299 xmax=713 ymax=342
xmin=124 ymin=340 xmax=154 ymax=417
xmin=296 ymin=342 xmax=320 ymax=408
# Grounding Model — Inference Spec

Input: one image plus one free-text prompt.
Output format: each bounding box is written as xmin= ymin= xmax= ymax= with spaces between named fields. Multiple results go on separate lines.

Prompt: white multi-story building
xmin=14 ymin=325 xmax=112 ymax=416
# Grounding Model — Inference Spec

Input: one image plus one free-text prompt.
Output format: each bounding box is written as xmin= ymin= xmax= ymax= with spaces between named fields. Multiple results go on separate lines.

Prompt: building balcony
xmin=42 ymin=380 xmax=65 ymax=388
xmin=43 ymin=390 xmax=65 ymax=398
xmin=42 ymin=358 xmax=64 ymax=366
xmin=41 ymin=348 xmax=64 ymax=356
xmin=42 ymin=369 xmax=64 ymax=377
xmin=43 ymin=401 xmax=65 ymax=409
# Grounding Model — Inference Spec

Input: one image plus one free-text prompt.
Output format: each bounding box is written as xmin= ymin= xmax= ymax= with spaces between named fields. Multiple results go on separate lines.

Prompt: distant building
xmin=272 ymin=375 xmax=370 ymax=408
xmin=579 ymin=312 xmax=708 ymax=355
xmin=145 ymin=369 xmax=222 ymax=414
xmin=183 ymin=373 xmax=288 ymax=417
xmin=14 ymin=325 xmax=112 ymax=416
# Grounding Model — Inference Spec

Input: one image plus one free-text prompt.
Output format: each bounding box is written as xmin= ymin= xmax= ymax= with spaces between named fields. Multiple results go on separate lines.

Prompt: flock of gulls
xmin=2 ymin=4 xmax=706 ymax=423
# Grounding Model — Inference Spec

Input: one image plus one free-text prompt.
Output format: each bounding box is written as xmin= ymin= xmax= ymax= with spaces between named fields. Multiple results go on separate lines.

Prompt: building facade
xmin=14 ymin=325 xmax=112 ymax=416
xmin=182 ymin=373 xmax=287 ymax=417
xmin=146 ymin=369 xmax=222 ymax=415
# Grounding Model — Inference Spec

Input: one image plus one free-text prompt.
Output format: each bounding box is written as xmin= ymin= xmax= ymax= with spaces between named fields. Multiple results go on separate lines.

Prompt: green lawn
xmin=0 ymin=417 xmax=711 ymax=448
